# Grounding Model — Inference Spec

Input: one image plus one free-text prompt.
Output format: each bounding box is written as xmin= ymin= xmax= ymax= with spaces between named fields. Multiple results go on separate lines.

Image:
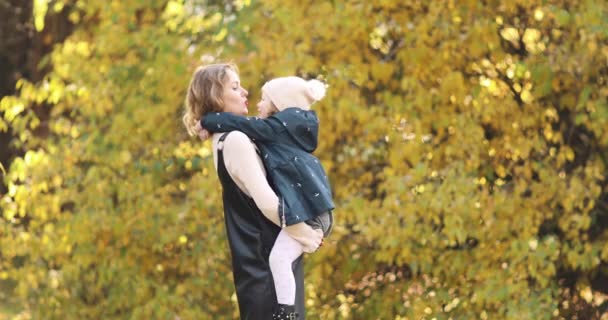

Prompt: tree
xmin=1 ymin=0 xmax=606 ymax=319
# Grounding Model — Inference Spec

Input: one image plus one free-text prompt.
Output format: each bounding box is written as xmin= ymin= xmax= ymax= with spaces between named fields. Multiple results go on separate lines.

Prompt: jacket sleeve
xmin=201 ymin=113 xmax=282 ymax=142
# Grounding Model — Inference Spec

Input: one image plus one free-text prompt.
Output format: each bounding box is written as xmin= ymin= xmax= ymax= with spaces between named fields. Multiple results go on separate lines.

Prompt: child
xmin=199 ymin=76 xmax=334 ymax=320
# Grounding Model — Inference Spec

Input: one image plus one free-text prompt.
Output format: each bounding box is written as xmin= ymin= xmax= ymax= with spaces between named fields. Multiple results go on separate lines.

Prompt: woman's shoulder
xmin=214 ymin=131 xmax=256 ymax=154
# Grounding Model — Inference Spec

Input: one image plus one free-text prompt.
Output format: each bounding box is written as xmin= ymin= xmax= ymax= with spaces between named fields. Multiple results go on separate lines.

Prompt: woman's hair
xmin=182 ymin=63 xmax=238 ymax=136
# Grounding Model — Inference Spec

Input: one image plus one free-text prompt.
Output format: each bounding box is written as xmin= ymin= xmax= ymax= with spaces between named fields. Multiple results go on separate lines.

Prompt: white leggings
xmin=269 ymin=229 xmax=304 ymax=305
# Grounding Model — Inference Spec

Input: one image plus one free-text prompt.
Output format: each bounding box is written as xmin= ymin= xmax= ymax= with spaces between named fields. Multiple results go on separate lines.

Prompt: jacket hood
xmin=272 ymin=107 xmax=319 ymax=152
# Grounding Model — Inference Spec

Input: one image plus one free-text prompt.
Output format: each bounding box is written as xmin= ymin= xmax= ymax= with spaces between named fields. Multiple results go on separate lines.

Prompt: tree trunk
xmin=0 ymin=0 xmax=73 ymax=192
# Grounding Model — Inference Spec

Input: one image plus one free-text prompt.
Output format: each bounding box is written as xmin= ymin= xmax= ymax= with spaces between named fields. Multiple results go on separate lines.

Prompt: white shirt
xmin=212 ymin=131 xmax=280 ymax=225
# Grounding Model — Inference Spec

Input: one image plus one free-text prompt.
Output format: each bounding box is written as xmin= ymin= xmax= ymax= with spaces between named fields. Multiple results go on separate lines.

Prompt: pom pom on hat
xmin=307 ymin=79 xmax=326 ymax=101
xmin=262 ymin=76 xmax=327 ymax=111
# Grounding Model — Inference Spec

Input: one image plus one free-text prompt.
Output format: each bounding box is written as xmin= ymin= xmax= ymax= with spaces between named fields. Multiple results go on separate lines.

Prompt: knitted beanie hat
xmin=261 ymin=76 xmax=326 ymax=111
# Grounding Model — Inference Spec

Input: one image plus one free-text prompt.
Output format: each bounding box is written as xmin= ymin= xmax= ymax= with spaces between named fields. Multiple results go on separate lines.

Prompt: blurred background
xmin=1 ymin=0 xmax=607 ymax=319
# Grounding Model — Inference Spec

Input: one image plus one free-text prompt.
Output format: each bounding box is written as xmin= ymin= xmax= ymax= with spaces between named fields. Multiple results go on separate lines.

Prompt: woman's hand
xmin=285 ymin=223 xmax=324 ymax=253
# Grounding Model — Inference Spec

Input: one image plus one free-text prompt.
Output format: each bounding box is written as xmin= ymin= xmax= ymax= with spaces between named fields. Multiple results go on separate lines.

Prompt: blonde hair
xmin=268 ymin=103 xmax=280 ymax=116
xmin=182 ymin=63 xmax=238 ymax=136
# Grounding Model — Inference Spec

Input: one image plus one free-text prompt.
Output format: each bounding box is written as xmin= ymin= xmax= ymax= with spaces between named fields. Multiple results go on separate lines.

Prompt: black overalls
xmin=216 ymin=133 xmax=306 ymax=319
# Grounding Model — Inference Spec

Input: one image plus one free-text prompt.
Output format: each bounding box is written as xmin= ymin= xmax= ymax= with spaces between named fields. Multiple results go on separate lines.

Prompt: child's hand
xmin=198 ymin=128 xmax=210 ymax=141
xmin=194 ymin=121 xmax=210 ymax=141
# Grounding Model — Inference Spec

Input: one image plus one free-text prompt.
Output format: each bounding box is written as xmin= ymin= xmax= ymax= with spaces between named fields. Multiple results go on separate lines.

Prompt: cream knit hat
xmin=262 ymin=76 xmax=326 ymax=111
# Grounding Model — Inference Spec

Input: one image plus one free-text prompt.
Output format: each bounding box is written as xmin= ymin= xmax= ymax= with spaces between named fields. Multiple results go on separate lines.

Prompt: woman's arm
xmin=202 ymin=113 xmax=281 ymax=142
xmin=222 ymin=131 xmax=280 ymax=225
xmin=222 ymin=132 xmax=323 ymax=252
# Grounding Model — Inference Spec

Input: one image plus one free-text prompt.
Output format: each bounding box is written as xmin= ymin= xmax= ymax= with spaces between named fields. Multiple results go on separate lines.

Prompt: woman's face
xmin=221 ymin=69 xmax=249 ymax=115
xmin=256 ymin=92 xmax=276 ymax=118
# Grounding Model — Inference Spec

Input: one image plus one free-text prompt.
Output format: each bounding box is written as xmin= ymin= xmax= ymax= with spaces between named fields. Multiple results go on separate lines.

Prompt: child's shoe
xmin=272 ymin=304 xmax=299 ymax=320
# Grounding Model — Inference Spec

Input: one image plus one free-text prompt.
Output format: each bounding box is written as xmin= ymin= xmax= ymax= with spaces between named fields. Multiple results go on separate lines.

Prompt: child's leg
xmin=269 ymin=229 xmax=304 ymax=305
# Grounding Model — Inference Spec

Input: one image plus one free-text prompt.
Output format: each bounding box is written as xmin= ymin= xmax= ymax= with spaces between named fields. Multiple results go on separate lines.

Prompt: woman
xmin=197 ymin=76 xmax=335 ymax=320
xmin=182 ymin=63 xmax=323 ymax=319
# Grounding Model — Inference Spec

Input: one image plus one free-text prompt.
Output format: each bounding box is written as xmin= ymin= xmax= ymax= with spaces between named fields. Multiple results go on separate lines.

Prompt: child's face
xmin=256 ymin=92 xmax=277 ymax=118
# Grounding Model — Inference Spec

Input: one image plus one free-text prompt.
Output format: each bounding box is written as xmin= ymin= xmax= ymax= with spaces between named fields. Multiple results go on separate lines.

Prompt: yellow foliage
xmin=0 ymin=0 xmax=607 ymax=319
